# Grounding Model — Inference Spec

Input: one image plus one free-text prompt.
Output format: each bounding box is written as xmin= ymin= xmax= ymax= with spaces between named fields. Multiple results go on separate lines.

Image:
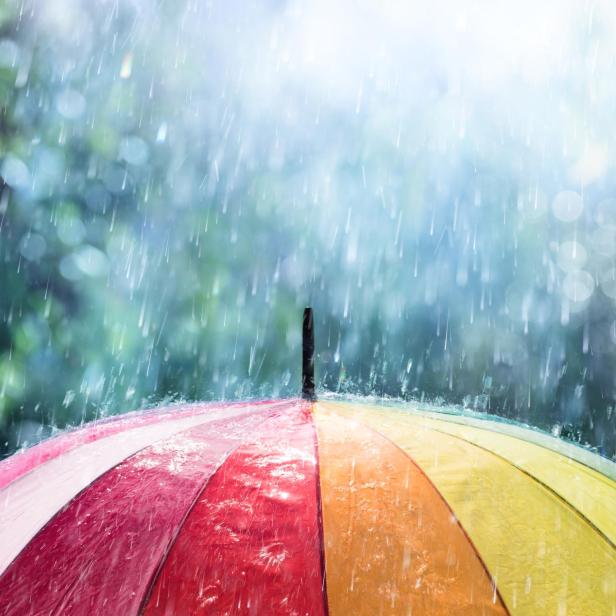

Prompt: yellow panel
xmin=313 ymin=407 xmax=508 ymax=616
xmin=321 ymin=401 xmax=616 ymax=616
xmin=323 ymin=400 xmax=616 ymax=481
xmin=417 ymin=409 xmax=616 ymax=482
xmin=396 ymin=411 xmax=616 ymax=546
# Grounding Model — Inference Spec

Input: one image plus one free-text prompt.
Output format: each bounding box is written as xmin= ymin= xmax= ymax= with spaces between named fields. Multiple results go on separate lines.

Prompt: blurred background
xmin=1 ymin=0 xmax=616 ymax=458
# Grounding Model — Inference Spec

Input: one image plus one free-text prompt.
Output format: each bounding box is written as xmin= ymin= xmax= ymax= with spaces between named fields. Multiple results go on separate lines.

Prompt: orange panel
xmin=314 ymin=406 xmax=509 ymax=616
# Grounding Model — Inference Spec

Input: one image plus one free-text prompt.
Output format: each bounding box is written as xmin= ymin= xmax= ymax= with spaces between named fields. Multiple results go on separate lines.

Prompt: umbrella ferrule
xmin=302 ymin=307 xmax=316 ymax=401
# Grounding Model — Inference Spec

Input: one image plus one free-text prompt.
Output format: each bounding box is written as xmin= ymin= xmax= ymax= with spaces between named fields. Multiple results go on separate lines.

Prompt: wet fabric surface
xmin=142 ymin=403 xmax=325 ymax=616
xmin=0 ymin=404 xmax=289 ymax=615
xmin=315 ymin=406 xmax=508 ymax=616
xmin=0 ymin=400 xmax=279 ymax=491
xmin=1 ymin=398 xmax=614 ymax=615
xmin=0 ymin=404 xmax=266 ymax=577
xmin=387 ymin=410 xmax=616 ymax=546
xmin=325 ymin=402 xmax=616 ymax=616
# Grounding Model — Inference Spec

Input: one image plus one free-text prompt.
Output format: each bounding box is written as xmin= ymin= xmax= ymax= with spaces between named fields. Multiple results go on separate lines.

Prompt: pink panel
xmin=0 ymin=401 xmax=299 ymax=616
xmin=0 ymin=404 xmax=270 ymax=576
xmin=142 ymin=402 xmax=326 ymax=616
xmin=0 ymin=399 xmax=279 ymax=490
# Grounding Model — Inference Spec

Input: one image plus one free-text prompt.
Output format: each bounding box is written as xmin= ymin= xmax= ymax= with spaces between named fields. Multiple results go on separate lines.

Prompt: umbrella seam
xmin=136 ymin=404 xmax=294 ymax=615
xmin=0 ymin=405 xmax=272 ymax=616
xmin=422 ymin=423 xmax=616 ymax=552
xmin=415 ymin=410 xmax=616 ymax=482
xmin=333 ymin=409 xmax=513 ymax=616
xmin=327 ymin=399 xmax=616 ymax=481
xmin=308 ymin=402 xmax=331 ymax=616
xmin=325 ymin=402 xmax=616 ymax=549
xmin=0 ymin=399 xmax=290 ymax=492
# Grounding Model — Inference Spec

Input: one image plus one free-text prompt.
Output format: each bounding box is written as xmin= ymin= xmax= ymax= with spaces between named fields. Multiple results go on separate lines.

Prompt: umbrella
xmin=0 ymin=309 xmax=615 ymax=615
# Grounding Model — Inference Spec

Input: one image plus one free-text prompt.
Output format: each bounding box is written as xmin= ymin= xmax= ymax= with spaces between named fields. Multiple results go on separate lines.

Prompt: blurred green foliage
xmin=0 ymin=0 xmax=615 ymax=459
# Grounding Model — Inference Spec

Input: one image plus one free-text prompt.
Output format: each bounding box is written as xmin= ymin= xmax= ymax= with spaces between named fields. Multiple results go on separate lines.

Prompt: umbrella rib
xmin=41 ymin=428 xmax=215 ymax=616
xmin=343 ymin=413 xmax=513 ymax=616
xmin=136 ymin=409 xmax=283 ymax=615
xmin=308 ymin=404 xmax=330 ymax=616
xmin=322 ymin=400 xmax=616 ymax=482
xmin=0 ymin=399 xmax=274 ymax=492
xmin=0 ymin=404 xmax=276 ymax=580
xmin=413 ymin=409 xmax=616 ymax=483
xmin=422 ymin=423 xmax=616 ymax=553
xmin=0 ymin=404 xmax=274 ymax=615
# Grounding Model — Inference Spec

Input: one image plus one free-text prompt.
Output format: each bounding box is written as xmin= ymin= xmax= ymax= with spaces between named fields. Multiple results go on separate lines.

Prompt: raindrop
xmin=599 ymin=268 xmax=616 ymax=300
xmin=551 ymin=191 xmax=583 ymax=223
xmin=518 ymin=186 xmax=548 ymax=221
xmin=119 ymin=136 xmax=149 ymax=166
xmin=1 ymin=156 xmax=30 ymax=189
xmin=595 ymin=198 xmax=616 ymax=225
xmin=156 ymin=123 xmax=168 ymax=143
xmin=590 ymin=225 xmax=616 ymax=258
xmin=74 ymin=246 xmax=109 ymax=277
xmin=19 ymin=234 xmax=46 ymax=261
xmin=56 ymin=89 xmax=86 ymax=120
xmin=0 ymin=39 xmax=19 ymax=68
xmin=57 ymin=217 xmax=86 ymax=246
xmin=569 ymin=143 xmax=608 ymax=185
xmin=59 ymin=254 xmax=82 ymax=281
xmin=557 ymin=240 xmax=587 ymax=271
xmin=60 ymin=246 xmax=109 ymax=280
xmin=562 ymin=270 xmax=594 ymax=303
xmin=103 ymin=164 xmax=132 ymax=194
xmin=120 ymin=52 xmax=133 ymax=79
xmin=84 ymin=183 xmax=112 ymax=213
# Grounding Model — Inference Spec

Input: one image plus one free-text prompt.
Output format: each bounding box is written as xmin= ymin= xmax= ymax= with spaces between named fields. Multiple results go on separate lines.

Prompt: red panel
xmin=0 ymin=399 xmax=278 ymax=490
xmin=142 ymin=403 xmax=326 ymax=616
xmin=0 ymin=401 xmax=298 ymax=616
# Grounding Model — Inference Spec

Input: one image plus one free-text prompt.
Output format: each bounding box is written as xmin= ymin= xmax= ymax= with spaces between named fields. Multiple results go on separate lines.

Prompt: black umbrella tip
xmin=302 ymin=307 xmax=316 ymax=401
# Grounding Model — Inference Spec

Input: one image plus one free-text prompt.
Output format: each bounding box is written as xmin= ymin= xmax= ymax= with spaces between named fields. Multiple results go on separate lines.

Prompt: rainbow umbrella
xmin=0 ymin=310 xmax=615 ymax=615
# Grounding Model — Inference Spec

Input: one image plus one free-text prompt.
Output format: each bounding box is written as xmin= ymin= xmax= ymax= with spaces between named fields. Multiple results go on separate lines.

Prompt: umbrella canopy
xmin=0 ymin=398 xmax=615 ymax=615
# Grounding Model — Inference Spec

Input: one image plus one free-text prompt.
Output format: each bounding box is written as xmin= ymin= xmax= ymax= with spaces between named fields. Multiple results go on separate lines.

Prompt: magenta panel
xmin=142 ymin=403 xmax=326 ymax=616
xmin=0 ymin=401 xmax=297 ymax=615
xmin=0 ymin=399 xmax=277 ymax=490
